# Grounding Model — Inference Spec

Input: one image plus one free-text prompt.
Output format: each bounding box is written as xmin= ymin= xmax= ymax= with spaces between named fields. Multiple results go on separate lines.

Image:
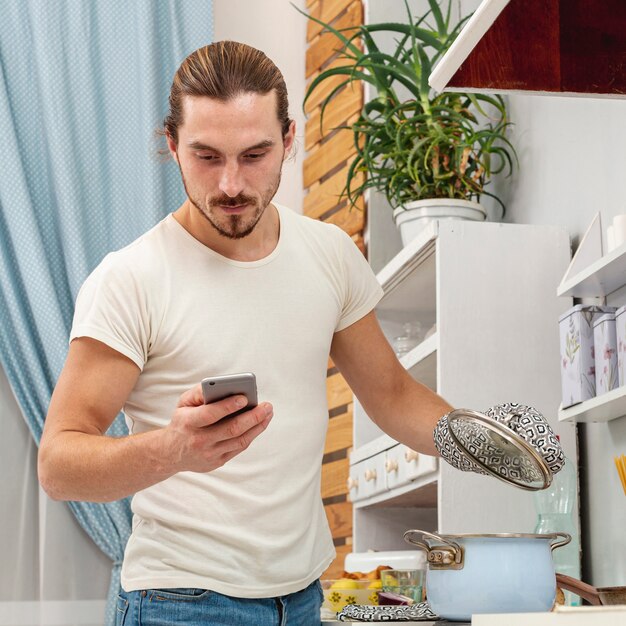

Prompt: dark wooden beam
xmin=560 ymin=0 xmax=626 ymax=95
xmin=447 ymin=0 xmax=626 ymax=96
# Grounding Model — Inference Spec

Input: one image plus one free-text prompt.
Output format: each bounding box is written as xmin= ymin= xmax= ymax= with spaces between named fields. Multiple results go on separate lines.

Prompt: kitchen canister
xmin=558 ymin=305 xmax=616 ymax=408
xmin=616 ymin=306 xmax=626 ymax=386
xmin=593 ymin=312 xmax=618 ymax=395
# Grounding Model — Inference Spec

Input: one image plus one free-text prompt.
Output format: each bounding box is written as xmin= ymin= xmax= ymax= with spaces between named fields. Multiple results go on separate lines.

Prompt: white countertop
xmin=473 ymin=605 xmax=626 ymax=625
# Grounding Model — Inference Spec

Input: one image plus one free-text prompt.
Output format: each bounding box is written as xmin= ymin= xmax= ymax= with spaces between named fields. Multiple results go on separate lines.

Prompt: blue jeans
xmin=116 ymin=579 xmax=323 ymax=626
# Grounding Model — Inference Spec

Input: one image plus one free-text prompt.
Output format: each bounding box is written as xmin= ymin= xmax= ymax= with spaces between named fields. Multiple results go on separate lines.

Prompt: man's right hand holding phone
xmin=164 ymin=384 xmax=273 ymax=474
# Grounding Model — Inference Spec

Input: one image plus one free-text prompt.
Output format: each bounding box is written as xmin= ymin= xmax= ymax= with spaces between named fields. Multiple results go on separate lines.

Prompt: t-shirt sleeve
xmin=335 ymin=229 xmax=384 ymax=332
xmin=69 ymin=255 xmax=149 ymax=371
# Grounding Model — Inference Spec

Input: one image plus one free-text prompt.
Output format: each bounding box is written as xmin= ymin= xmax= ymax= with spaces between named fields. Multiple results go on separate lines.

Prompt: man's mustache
xmin=210 ymin=195 xmax=256 ymax=208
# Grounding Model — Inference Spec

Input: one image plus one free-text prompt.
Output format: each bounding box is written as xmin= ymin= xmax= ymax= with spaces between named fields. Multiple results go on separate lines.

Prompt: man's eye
xmin=245 ymin=153 xmax=265 ymax=160
xmin=198 ymin=155 xmax=218 ymax=161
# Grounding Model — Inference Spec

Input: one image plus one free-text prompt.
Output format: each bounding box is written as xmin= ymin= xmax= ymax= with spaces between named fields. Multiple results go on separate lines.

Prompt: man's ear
xmin=166 ymin=131 xmax=179 ymax=164
xmin=283 ymin=120 xmax=296 ymax=159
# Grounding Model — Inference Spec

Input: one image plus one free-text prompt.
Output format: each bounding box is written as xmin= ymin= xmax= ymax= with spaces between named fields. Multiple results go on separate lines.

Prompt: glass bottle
xmin=533 ymin=448 xmax=581 ymax=606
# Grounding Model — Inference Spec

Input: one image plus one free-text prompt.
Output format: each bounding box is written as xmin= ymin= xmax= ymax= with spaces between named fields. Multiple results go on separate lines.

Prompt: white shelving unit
xmin=557 ymin=243 xmax=626 ymax=423
xmin=349 ymin=219 xmax=577 ymax=554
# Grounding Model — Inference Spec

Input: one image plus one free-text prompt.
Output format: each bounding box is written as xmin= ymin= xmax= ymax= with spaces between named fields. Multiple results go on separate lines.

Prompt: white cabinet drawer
xmin=360 ymin=452 xmax=387 ymax=499
xmin=385 ymin=445 xmax=438 ymax=490
xmin=347 ymin=463 xmax=363 ymax=502
xmin=349 ymin=453 xmax=387 ymax=502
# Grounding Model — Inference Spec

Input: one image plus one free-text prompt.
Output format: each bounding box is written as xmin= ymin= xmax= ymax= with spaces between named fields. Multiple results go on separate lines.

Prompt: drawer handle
xmin=385 ymin=459 xmax=399 ymax=473
xmin=405 ymin=449 xmax=419 ymax=463
xmin=364 ymin=469 xmax=377 ymax=482
xmin=347 ymin=477 xmax=359 ymax=490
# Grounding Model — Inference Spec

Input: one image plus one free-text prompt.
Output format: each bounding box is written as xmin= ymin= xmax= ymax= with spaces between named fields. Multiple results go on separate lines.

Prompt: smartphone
xmin=201 ymin=372 xmax=258 ymax=417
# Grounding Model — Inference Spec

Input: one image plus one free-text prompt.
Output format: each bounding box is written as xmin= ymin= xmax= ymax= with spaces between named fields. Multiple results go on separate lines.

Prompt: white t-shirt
xmin=70 ymin=203 xmax=383 ymax=597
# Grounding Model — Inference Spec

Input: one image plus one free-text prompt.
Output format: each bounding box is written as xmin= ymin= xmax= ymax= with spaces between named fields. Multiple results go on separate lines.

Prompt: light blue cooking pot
xmin=404 ymin=529 xmax=571 ymax=621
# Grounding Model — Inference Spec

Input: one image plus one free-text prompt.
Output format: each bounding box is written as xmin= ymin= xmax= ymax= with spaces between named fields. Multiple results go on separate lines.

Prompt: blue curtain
xmin=0 ymin=1 xmax=213 ymax=624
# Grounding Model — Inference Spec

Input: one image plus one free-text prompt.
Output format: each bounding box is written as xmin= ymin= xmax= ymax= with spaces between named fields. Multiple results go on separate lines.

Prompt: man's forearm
xmin=38 ymin=429 xmax=177 ymax=502
xmin=371 ymin=374 xmax=453 ymax=457
xmin=330 ymin=312 xmax=453 ymax=457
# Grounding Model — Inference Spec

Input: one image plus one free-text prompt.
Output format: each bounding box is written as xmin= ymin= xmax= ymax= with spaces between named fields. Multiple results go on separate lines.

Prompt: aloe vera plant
xmin=300 ymin=0 xmax=516 ymax=216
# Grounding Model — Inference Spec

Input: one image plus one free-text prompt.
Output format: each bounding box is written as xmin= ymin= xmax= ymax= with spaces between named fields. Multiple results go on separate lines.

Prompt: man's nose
xmin=218 ymin=162 xmax=244 ymax=198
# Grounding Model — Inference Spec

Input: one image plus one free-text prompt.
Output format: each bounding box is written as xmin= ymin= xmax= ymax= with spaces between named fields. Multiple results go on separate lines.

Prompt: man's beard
xmin=178 ymin=165 xmax=282 ymax=240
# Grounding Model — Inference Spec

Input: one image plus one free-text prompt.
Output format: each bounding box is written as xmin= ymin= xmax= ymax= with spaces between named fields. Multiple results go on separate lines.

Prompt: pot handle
xmin=403 ymin=529 xmax=463 ymax=566
xmin=555 ymin=573 xmax=602 ymax=606
xmin=500 ymin=410 xmax=524 ymax=428
xmin=549 ymin=532 xmax=572 ymax=552
xmin=403 ymin=529 xmax=432 ymax=553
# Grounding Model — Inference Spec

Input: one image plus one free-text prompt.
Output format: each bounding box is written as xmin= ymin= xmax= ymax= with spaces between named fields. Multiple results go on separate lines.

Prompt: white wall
xmin=501 ymin=92 xmax=626 ymax=588
xmin=501 ymin=94 xmax=626 ymax=240
xmin=213 ymin=0 xmax=307 ymax=213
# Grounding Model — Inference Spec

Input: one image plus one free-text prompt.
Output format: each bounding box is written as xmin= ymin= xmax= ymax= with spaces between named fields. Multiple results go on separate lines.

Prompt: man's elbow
xmin=37 ymin=443 xmax=67 ymax=501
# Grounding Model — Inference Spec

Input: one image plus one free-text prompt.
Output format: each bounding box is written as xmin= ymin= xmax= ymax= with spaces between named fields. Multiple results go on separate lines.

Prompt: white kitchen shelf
xmin=556 ymin=238 xmax=626 ymax=423
xmin=399 ymin=332 xmax=437 ymax=369
xmin=557 ymin=240 xmax=626 ymax=298
xmin=399 ymin=332 xmax=438 ymax=391
xmin=376 ymin=221 xmax=437 ymax=294
xmin=375 ymin=225 xmax=437 ymax=354
xmin=353 ymin=472 xmax=438 ymax=509
xmin=559 ymin=385 xmax=626 ymax=423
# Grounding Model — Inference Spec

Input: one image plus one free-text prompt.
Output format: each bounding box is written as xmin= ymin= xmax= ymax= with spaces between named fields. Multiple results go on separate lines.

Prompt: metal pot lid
xmin=446 ymin=408 xmax=553 ymax=490
xmin=435 ymin=532 xmax=565 ymax=540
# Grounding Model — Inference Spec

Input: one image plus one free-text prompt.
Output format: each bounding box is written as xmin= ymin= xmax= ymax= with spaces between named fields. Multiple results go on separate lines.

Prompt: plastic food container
xmin=320 ymin=579 xmax=381 ymax=613
xmin=344 ymin=550 xmax=426 ymax=573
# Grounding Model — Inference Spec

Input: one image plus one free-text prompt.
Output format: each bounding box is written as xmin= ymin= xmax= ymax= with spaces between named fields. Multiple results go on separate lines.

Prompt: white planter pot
xmin=392 ymin=199 xmax=487 ymax=246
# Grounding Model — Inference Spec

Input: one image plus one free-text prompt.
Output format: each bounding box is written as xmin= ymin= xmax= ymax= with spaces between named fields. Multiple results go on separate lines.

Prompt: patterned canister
xmin=593 ymin=312 xmax=618 ymax=395
xmin=558 ymin=305 xmax=616 ymax=408
xmin=616 ymin=306 xmax=626 ymax=387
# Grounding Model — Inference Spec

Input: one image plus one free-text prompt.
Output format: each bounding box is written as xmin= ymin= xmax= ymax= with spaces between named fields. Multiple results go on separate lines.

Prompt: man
xmin=38 ymin=41 xmax=453 ymax=626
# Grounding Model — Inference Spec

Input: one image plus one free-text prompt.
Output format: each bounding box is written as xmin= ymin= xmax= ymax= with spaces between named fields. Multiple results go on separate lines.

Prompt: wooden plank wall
xmin=303 ymin=0 xmax=365 ymax=579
